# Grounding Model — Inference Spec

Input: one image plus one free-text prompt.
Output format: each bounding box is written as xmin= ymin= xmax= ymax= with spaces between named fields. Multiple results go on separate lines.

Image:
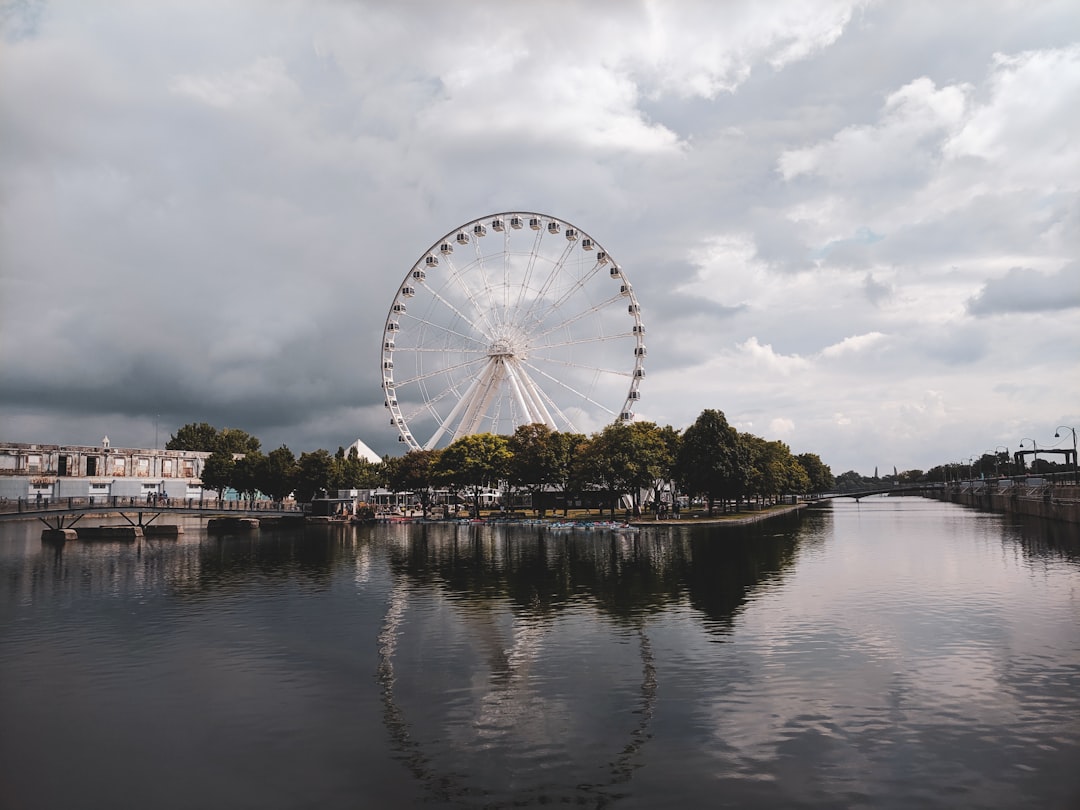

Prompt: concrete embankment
xmin=927 ymin=484 xmax=1080 ymax=525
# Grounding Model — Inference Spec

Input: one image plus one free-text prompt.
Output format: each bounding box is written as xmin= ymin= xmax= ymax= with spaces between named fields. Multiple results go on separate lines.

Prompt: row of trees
xmin=173 ymin=410 xmax=834 ymax=517
xmin=833 ymin=450 xmax=1071 ymax=492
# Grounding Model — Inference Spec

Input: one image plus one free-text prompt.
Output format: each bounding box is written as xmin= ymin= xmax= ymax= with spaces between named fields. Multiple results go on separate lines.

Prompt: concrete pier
xmin=41 ymin=528 xmax=78 ymax=541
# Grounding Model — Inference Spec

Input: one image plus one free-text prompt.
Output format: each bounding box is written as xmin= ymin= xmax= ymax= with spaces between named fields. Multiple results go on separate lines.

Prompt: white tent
xmin=349 ymin=438 xmax=382 ymax=464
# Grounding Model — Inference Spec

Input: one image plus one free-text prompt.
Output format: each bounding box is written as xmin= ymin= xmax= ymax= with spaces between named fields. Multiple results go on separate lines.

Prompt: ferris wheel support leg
xmin=455 ymin=359 xmax=503 ymax=441
xmin=425 ymin=369 xmax=486 ymax=450
xmin=505 ymin=363 xmax=542 ymax=426
xmin=508 ymin=359 xmax=557 ymax=429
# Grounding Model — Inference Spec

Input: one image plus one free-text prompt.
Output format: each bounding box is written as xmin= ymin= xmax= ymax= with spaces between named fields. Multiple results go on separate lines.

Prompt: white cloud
xmin=632 ymin=0 xmax=868 ymax=97
xmin=819 ymin=332 xmax=887 ymax=359
xmin=778 ymin=76 xmax=969 ymax=184
xmin=736 ymin=337 xmax=810 ymax=376
xmin=768 ymin=417 xmax=795 ymax=436
xmin=944 ymin=45 xmax=1080 ymax=189
xmin=170 ymin=57 xmax=298 ymax=109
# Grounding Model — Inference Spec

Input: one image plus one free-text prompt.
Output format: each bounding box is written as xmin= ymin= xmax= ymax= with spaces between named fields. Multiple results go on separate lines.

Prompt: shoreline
xmin=627 ymin=502 xmax=806 ymax=528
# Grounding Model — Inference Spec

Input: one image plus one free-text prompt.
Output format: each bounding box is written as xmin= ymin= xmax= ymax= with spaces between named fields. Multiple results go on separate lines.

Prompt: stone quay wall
xmin=927 ymin=483 xmax=1080 ymax=525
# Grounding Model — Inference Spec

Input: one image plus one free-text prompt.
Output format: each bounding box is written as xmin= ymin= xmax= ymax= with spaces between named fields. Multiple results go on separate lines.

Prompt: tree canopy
xmin=435 ymin=433 xmax=511 ymax=516
xmin=167 ymin=422 xmax=261 ymax=454
xmin=675 ymin=409 xmax=746 ymax=515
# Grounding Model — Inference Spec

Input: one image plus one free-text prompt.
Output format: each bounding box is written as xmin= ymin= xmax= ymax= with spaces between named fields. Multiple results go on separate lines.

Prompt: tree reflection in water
xmin=374 ymin=516 xmax=802 ymax=804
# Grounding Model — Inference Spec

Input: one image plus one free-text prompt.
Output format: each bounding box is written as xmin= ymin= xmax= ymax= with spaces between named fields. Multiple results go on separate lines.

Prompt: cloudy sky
xmin=2 ymin=0 xmax=1078 ymax=474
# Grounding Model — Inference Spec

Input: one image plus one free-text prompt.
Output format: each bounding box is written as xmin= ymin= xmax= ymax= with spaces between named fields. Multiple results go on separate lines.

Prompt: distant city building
xmin=0 ymin=438 xmax=210 ymax=501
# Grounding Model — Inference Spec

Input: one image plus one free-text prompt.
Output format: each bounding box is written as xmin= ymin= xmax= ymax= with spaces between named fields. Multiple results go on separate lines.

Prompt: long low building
xmin=0 ymin=438 xmax=210 ymax=501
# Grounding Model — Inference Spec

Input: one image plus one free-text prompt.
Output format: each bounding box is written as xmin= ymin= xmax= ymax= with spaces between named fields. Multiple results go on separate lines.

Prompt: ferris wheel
xmin=381 ymin=212 xmax=645 ymax=451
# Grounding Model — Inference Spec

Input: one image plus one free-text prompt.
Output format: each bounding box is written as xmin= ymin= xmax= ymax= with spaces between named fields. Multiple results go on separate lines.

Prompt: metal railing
xmin=0 ymin=495 xmax=302 ymax=517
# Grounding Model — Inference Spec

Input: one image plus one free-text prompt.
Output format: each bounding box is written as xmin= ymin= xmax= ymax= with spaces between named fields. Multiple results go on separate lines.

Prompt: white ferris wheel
xmin=381 ymin=212 xmax=646 ymax=451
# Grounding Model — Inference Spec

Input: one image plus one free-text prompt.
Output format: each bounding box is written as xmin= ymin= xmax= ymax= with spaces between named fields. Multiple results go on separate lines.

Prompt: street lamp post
xmin=994 ymin=446 xmax=1009 ymax=478
xmin=1056 ymin=426 xmax=1077 ymax=484
xmin=1019 ymin=439 xmax=1039 ymax=476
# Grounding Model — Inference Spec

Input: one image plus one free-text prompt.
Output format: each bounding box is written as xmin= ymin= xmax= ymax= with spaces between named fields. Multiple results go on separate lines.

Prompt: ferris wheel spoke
xmin=512 ymin=228 xmax=547 ymax=319
xmin=531 ymin=294 xmax=627 ymax=341
xmin=400 ymin=382 xmax=460 ymax=425
xmin=519 ymin=358 xmax=620 ymax=416
xmin=470 ymin=233 xmax=500 ymax=331
xmin=443 ymin=254 xmax=501 ymax=338
xmin=403 ymin=346 xmax=489 ymax=355
xmin=517 ymin=239 xmax=583 ymax=326
xmin=524 ymin=354 xmax=633 ymax=380
xmin=392 ymin=354 xmax=488 ymax=389
xmin=526 ymin=261 xmax=612 ymax=331
xmin=407 ymin=309 xmax=490 ymax=350
xmin=534 ymin=332 xmax=636 ymax=350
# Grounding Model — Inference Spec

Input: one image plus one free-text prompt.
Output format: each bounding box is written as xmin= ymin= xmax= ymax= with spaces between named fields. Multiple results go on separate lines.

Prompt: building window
xmin=137 ymin=457 xmax=150 ymax=478
xmin=27 ymin=454 xmax=41 ymax=473
xmin=181 ymin=460 xmax=195 ymax=478
xmin=162 ymin=459 xmax=174 ymax=478
xmin=111 ymin=456 xmax=126 ymax=476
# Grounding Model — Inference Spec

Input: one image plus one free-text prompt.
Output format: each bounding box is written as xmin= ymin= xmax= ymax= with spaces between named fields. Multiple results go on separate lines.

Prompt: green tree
xmin=743 ymin=436 xmax=809 ymax=505
xmin=217 ymin=428 xmax=261 ymax=455
xmin=167 ymin=422 xmax=220 ymax=451
xmin=435 ymin=433 xmax=511 ymax=517
xmin=626 ymin=421 xmax=676 ymax=515
xmin=507 ymin=423 xmax=560 ymax=516
xmin=258 ymin=445 xmax=297 ymax=502
xmin=331 ymin=446 xmax=381 ymax=491
xmin=167 ymin=422 xmax=261 ymax=454
xmin=294 ymin=449 xmax=334 ymax=503
xmin=650 ymin=423 xmax=682 ymax=515
xmin=200 ymin=449 xmax=235 ymax=500
xmin=550 ymin=431 xmax=588 ymax=516
xmin=835 ymin=470 xmax=873 ymax=492
xmin=575 ymin=421 xmax=671 ymax=517
xmin=795 ymin=452 xmax=835 ymax=493
xmin=232 ymin=451 xmax=266 ymax=502
xmin=675 ymin=409 xmax=746 ymax=516
xmin=385 ymin=449 xmax=442 ymax=515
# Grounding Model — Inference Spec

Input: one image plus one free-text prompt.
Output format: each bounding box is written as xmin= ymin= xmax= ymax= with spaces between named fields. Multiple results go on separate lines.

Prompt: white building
xmin=0 ymin=438 xmax=210 ymax=501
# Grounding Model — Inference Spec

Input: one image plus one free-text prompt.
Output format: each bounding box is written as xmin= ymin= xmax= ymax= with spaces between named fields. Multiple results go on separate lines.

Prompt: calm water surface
xmin=2 ymin=498 xmax=1079 ymax=809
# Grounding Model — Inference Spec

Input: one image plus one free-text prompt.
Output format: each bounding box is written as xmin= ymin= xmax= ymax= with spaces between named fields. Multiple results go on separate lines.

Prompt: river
xmin=1 ymin=497 xmax=1078 ymax=809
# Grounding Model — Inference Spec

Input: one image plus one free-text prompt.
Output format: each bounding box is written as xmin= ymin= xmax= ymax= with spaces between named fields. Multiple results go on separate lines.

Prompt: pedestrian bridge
xmin=808 ymin=483 xmax=943 ymax=502
xmin=0 ymin=495 xmax=302 ymax=529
